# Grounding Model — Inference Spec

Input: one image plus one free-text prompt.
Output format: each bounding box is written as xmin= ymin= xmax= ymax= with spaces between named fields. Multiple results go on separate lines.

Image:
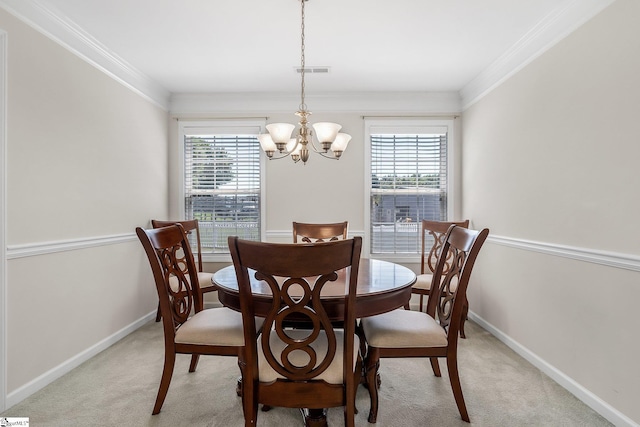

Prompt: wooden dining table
xmin=212 ymin=258 xmax=416 ymax=427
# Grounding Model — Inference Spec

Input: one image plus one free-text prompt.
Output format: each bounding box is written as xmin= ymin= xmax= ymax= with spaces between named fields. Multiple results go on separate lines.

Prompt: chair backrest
xmin=421 ymin=219 xmax=470 ymax=275
xmin=292 ymin=221 xmax=349 ymax=243
xmin=426 ymin=225 xmax=489 ymax=342
xmin=152 ymin=219 xmax=204 ymax=272
xmin=137 ymin=224 xmax=202 ymax=337
xmin=228 ymin=236 xmax=362 ymax=384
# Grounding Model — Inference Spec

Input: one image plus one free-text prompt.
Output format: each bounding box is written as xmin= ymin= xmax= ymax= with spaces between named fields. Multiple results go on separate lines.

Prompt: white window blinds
xmin=370 ymin=129 xmax=448 ymax=255
xmin=183 ymin=128 xmax=262 ymax=254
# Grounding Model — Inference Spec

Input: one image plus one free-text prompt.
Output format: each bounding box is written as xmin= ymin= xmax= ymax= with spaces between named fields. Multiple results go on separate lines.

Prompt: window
xmin=180 ymin=121 xmax=264 ymax=256
xmin=365 ymin=120 xmax=453 ymax=257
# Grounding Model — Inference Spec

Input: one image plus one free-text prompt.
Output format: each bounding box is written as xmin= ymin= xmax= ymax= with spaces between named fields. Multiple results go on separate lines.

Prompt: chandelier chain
xmin=299 ymin=0 xmax=306 ymax=111
xmin=259 ymin=0 xmax=349 ymax=164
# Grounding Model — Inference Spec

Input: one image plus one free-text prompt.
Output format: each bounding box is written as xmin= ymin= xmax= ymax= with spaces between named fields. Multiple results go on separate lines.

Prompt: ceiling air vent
xmin=295 ymin=67 xmax=330 ymax=74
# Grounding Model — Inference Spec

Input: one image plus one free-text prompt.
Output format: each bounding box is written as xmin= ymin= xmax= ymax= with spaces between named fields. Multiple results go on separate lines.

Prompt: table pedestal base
xmin=301 ymin=408 xmax=328 ymax=427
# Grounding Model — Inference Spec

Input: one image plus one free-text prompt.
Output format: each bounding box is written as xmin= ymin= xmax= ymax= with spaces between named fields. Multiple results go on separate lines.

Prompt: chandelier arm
xmin=312 ymin=150 xmax=340 ymax=160
xmin=267 ymin=151 xmax=299 ymax=162
xmin=306 ymin=137 xmax=331 ymax=155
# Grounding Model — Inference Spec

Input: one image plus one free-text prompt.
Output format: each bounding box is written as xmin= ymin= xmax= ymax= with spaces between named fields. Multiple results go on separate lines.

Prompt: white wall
xmin=462 ymin=0 xmax=640 ymax=424
xmin=1 ymin=7 xmax=169 ymax=404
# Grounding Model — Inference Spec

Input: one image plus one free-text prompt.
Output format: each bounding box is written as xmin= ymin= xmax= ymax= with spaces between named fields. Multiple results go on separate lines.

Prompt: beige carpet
xmin=2 ymin=320 xmax=611 ymax=426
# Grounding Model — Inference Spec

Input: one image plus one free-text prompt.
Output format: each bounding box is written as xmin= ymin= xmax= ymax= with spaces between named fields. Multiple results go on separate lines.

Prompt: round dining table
xmin=212 ymin=258 xmax=417 ymax=321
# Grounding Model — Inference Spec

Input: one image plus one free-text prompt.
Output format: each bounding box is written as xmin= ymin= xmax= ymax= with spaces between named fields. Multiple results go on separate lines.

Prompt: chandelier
xmin=258 ymin=0 xmax=351 ymax=164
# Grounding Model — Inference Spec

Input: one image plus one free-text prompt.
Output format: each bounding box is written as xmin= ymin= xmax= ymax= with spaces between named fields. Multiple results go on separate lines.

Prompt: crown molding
xmin=0 ymin=0 xmax=171 ymax=110
xmin=170 ymin=91 xmax=462 ymax=115
xmin=0 ymin=0 xmax=615 ymax=114
xmin=460 ymin=0 xmax=616 ymax=110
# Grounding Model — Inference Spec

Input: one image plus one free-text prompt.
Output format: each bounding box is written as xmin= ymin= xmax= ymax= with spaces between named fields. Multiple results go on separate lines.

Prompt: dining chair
xmin=137 ymin=224 xmax=249 ymax=415
xmin=292 ymin=221 xmax=348 ymax=243
xmin=361 ymin=225 xmax=489 ymax=423
xmin=151 ymin=219 xmax=217 ymax=322
xmin=408 ymin=219 xmax=471 ymax=338
xmin=228 ymin=236 xmax=363 ymax=427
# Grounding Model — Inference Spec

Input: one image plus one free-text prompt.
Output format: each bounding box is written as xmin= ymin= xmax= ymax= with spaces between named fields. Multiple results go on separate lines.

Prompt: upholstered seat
xmin=167 ymin=272 xmax=214 ymax=292
xmin=174 ymin=308 xmax=245 ymax=346
xmin=362 ymin=309 xmax=447 ymax=348
xmin=411 ymin=273 xmax=433 ymax=291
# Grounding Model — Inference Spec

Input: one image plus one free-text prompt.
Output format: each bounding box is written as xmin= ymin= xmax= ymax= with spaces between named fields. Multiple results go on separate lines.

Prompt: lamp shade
xmin=286 ymin=138 xmax=300 ymax=154
xmin=266 ymin=123 xmax=296 ymax=144
xmin=312 ymin=122 xmax=342 ymax=143
xmin=331 ymin=133 xmax=352 ymax=152
xmin=258 ymin=133 xmax=277 ymax=152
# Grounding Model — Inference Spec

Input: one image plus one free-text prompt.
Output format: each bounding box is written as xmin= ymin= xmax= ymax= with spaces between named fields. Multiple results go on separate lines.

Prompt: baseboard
xmin=468 ymin=311 xmax=639 ymax=427
xmin=5 ymin=311 xmax=156 ymax=409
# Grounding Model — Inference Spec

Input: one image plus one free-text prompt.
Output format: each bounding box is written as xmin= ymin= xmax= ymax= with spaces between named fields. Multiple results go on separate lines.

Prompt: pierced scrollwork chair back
xmin=142 ymin=224 xmax=203 ymax=326
xmin=228 ymin=236 xmax=363 ymax=427
xmin=422 ymin=220 xmax=470 ymax=277
xmin=292 ymin=221 xmax=348 ymax=243
xmin=410 ymin=219 xmax=470 ymax=312
xmin=151 ymin=219 xmax=217 ymax=322
xmin=426 ymin=225 xmax=481 ymax=336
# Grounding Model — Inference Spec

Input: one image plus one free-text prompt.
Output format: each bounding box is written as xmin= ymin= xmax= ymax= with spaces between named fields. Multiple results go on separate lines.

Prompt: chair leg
xmin=446 ymin=353 xmax=470 ymax=422
xmin=429 ymin=357 xmax=441 ymax=377
xmin=460 ymin=298 xmax=469 ymax=339
xmin=364 ymin=347 xmax=380 ymax=423
xmin=353 ymin=357 xmax=363 ymax=415
xmin=356 ymin=321 xmax=367 ymax=361
xmin=189 ymin=354 xmax=200 ymax=372
xmin=419 ymin=294 xmax=424 ymax=312
xmin=152 ymin=351 xmax=176 ymax=415
xmin=345 ymin=357 xmax=360 ymax=427
xmin=242 ymin=380 xmax=258 ymax=427
xmin=155 ymin=302 xmax=162 ymax=322
xmin=238 ymin=357 xmax=258 ymax=426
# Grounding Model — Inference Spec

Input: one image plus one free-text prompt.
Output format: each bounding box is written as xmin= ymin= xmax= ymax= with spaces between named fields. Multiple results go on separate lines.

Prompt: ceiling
xmin=5 ymin=0 xmax=613 ymax=105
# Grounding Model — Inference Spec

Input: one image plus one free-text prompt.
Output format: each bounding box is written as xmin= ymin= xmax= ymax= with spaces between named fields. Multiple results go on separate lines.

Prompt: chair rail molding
xmin=6 ymin=233 xmax=137 ymax=259
xmin=488 ymin=235 xmax=640 ymax=272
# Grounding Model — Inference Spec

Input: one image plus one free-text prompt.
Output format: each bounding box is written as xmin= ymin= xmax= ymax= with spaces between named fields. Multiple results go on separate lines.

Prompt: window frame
xmin=178 ymin=120 xmax=266 ymax=262
xmin=364 ymin=118 xmax=456 ymax=261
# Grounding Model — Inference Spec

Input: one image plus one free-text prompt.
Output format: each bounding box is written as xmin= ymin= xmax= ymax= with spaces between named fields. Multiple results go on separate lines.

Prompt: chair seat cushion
xmin=361 ymin=309 xmax=447 ymax=348
xmin=197 ymin=271 xmax=216 ymax=291
xmin=257 ymin=329 xmax=359 ymax=384
xmin=175 ymin=307 xmax=260 ymax=347
xmin=412 ymin=273 xmax=433 ymax=291
xmin=169 ymin=272 xmax=216 ymax=292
